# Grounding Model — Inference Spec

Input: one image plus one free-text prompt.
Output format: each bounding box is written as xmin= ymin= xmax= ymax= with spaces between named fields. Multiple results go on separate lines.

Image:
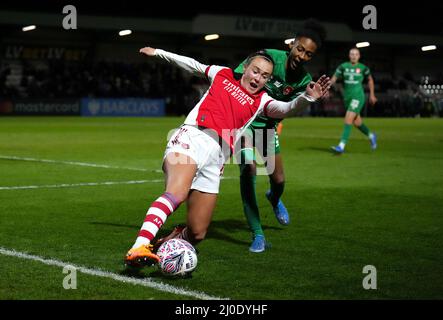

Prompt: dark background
xmin=1 ymin=0 xmax=442 ymax=117
xmin=1 ymin=0 xmax=442 ymax=35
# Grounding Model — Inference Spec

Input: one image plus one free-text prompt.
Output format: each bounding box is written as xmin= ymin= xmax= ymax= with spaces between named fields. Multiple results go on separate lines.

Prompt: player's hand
xmin=306 ymin=75 xmax=331 ymax=100
xmin=369 ymin=94 xmax=378 ymax=105
xmin=139 ymin=47 xmax=156 ymax=57
xmin=322 ymin=90 xmax=331 ymax=99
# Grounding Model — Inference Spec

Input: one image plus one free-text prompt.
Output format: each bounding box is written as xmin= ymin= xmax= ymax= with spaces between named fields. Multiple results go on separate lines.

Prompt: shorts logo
xmin=171 ymin=127 xmax=190 ymax=149
xmin=171 ymin=141 xmax=190 ymax=149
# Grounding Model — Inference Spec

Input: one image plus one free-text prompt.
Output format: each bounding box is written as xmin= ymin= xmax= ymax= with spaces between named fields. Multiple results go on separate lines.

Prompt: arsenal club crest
xmin=283 ymin=86 xmax=294 ymax=95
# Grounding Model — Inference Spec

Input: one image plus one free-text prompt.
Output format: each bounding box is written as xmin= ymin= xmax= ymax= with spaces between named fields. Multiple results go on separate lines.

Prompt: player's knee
xmin=186 ymin=226 xmax=207 ymax=245
xmin=165 ymin=191 xmax=187 ymax=205
xmin=270 ymin=173 xmax=285 ymax=185
xmin=272 ymin=175 xmax=285 ymax=185
xmin=269 ymin=168 xmax=285 ymax=185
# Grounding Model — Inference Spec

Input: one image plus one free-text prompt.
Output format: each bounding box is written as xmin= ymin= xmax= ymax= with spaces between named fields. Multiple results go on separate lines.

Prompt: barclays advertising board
xmin=81 ymin=98 xmax=165 ymax=117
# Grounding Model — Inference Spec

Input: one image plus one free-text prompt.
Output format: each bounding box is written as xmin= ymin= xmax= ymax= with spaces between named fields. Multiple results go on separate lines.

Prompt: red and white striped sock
xmin=132 ymin=192 xmax=179 ymax=248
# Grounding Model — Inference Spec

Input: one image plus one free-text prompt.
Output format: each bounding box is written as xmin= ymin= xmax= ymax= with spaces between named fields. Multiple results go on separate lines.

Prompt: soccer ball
xmin=157 ymin=238 xmax=198 ymax=276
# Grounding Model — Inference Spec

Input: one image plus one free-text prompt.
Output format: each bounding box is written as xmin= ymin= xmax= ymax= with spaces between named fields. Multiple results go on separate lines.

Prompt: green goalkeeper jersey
xmin=334 ymin=62 xmax=371 ymax=101
xmin=235 ymin=49 xmax=312 ymax=129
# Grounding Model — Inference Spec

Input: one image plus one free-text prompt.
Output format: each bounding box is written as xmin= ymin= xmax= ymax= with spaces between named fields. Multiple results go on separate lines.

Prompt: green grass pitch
xmin=0 ymin=116 xmax=442 ymax=300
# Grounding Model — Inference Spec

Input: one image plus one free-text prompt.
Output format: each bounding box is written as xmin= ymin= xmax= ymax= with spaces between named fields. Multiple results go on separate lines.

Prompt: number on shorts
xmin=350 ymin=99 xmax=360 ymax=110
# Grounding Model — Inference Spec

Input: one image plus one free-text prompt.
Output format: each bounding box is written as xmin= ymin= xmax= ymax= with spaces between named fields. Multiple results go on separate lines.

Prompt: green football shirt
xmin=235 ymin=49 xmax=312 ymax=128
xmin=334 ymin=62 xmax=371 ymax=100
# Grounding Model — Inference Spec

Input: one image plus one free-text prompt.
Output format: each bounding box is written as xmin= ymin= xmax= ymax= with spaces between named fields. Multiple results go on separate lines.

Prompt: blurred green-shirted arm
xmin=234 ymin=60 xmax=247 ymax=74
xmin=334 ymin=64 xmax=344 ymax=80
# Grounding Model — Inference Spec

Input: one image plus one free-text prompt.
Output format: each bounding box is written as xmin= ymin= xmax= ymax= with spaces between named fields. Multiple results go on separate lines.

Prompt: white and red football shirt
xmin=154 ymin=49 xmax=315 ymax=150
xmin=184 ymin=66 xmax=272 ymax=149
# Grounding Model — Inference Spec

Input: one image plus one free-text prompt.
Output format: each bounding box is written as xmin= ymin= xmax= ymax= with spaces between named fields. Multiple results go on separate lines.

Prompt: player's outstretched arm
xmin=139 ymin=47 xmax=156 ymax=57
xmin=264 ymin=75 xmax=331 ymax=118
xmin=139 ymin=46 xmax=208 ymax=75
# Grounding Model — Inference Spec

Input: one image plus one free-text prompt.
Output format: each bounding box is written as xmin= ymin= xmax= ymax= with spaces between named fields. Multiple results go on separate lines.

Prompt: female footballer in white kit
xmin=124 ymin=46 xmax=330 ymax=267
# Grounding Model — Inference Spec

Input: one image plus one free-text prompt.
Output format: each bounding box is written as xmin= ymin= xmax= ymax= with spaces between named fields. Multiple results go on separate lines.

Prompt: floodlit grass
xmin=1 ymin=116 xmax=442 ymax=299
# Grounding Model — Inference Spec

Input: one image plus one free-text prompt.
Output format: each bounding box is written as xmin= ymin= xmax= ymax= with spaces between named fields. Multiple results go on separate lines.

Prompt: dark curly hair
xmin=296 ymin=19 xmax=327 ymax=49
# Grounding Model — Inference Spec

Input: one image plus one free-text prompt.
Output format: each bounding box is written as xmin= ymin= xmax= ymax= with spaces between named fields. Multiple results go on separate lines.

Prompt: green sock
xmin=340 ymin=124 xmax=353 ymax=144
xmin=239 ymin=164 xmax=264 ymax=236
xmin=268 ymin=179 xmax=284 ymax=207
xmin=357 ymin=123 xmax=371 ymax=137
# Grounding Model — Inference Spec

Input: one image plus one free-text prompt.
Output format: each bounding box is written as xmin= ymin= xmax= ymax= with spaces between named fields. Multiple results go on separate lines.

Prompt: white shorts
xmin=164 ymin=125 xmax=225 ymax=194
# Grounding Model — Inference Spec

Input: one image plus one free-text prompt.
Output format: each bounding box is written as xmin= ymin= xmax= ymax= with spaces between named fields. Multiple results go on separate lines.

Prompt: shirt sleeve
xmin=155 ymin=49 xmax=227 ymax=83
xmin=334 ymin=64 xmax=344 ymax=79
xmin=234 ymin=60 xmax=247 ymax=74
xmin=154 ymin=49 xmax=228 ymax=84
xmin=205 ymin=65 xmax=229 ymax=84
xmin=154 ymin=49 xmax=209 ymax=76
xmin=261 ymin=92 xmax=317 ymax=119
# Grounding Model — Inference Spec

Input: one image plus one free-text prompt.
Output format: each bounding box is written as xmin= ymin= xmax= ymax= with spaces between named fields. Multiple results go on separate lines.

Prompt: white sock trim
xmin=132 ymin=237 xmax=150 ymax=249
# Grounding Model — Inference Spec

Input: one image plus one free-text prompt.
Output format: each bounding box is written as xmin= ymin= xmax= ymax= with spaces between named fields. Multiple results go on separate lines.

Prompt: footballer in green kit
xmin=330 ymin=47 xmax=378 ymax=153
xmin=234 ymin=20 xmax=327 ymax=253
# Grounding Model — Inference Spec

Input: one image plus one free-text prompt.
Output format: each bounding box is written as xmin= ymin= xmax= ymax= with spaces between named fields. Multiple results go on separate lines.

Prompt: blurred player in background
xmin=124 ymin=46 xmax=330 ymax=267
xmin=330 ymin=47 xmax=378 ymax=154
xmin=234 ymin=19 xmax=327 ymax=253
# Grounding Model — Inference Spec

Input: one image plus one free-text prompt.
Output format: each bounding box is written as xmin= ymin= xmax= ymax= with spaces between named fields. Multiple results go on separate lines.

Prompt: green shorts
xmin=240 ymin=126 xmax=280 ymax=163
xmin=345 ymin=96 xmax=366 ymax=114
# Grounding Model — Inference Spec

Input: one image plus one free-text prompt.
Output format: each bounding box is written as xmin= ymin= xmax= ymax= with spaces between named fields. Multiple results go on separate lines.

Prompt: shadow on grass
xmin=119 ymin=266 xmax=148 ymax=278
xmin=90 ymin=221 xmax=140 ymax=230
xmin=206 ymin=219 xmax=283 ymax=246
xmin=93 ymin=218 xmax=283 ymax=251
xmin=298 ymin=146 xmax=374 ymax=155
xmin=91 ymin=221 xmax=184 ymax=249
xmin=147 ymin=269 xmax=194 ymax=280
xmin=119 ymin=265 xmax=194 ymax=280
xmin=297 ymin=146 xmax=337 ymax=154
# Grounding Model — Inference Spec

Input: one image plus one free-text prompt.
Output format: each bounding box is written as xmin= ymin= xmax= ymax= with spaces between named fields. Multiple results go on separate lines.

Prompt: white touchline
xmin=0 ymin=247 xmax=229 ymax=300
xmin=0 ymin=155 xmax=238 ymax=178
xmin=0 ymin=155 xmax=158 ymax=172
xmin=0 ymin=178 xmax=237 ymax=190
xmin=0 ymin=155 xmax=238 ymax=182
xmin=0 ymin=180 xmax=163 ymax=190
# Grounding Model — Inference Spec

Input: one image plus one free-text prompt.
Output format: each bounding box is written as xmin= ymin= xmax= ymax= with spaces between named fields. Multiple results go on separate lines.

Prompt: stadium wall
xmin=0 ymin=98 xmax=166 ymax=116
